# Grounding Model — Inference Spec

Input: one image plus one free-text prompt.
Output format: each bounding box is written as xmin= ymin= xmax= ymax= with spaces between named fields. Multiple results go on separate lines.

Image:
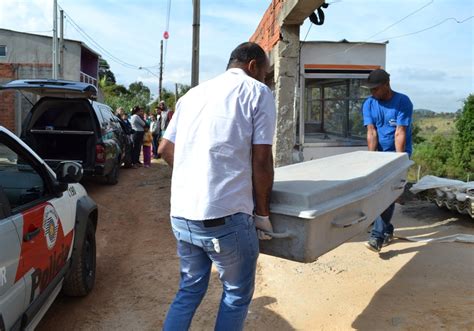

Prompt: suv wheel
xmin=105 ymin=160 xmax=119 ymax=185
xmin=123 ymin=149 xmax=133 ymax=168
xmin=63 ymin=219 xmax=96 ymax=296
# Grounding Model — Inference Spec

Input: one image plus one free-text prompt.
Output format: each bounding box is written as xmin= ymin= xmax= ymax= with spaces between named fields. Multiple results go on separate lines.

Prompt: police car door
xmin=0 ymin=131 xmax=71 ymax=326
xmin=0 ymin=193 xmax=24 ymax=331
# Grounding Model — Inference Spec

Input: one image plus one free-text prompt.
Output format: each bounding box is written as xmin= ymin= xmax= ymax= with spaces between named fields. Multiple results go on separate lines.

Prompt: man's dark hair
xmin=227 ymin=42 xmax=267 ymax=69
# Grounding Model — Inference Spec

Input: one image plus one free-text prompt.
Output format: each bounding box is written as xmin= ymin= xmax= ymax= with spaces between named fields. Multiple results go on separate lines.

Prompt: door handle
xmin=392 ymin=179 xmax=407 ymax=191
xmin=23 ymin=227 xmax=41 ymax=241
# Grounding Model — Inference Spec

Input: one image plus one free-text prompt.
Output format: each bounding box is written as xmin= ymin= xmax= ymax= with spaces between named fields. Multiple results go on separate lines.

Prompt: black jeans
xmin=132 ymin=131 xmax=144 ymax=164
xmin=152 ymin=133 xmax=160 ymax=157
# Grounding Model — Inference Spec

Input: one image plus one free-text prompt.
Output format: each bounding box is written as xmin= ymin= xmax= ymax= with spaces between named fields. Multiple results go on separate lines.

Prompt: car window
xmin=0 ymin=142 xmax=46 ymax=211
xmin=100 ymin=106 xmax=121 ymax=130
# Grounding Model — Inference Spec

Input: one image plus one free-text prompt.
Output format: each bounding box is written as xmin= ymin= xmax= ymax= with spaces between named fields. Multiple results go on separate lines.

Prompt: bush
xmin=412 ymin=94 xmax=473 ymax=181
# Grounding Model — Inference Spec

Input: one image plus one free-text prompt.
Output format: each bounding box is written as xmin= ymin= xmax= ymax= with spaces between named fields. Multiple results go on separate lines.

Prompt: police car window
xmin=0 ymin=142 xmax=45 ymax=210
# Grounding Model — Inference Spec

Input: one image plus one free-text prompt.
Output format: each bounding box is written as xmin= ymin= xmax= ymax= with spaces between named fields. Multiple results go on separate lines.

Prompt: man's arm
xmin=252 ymin=144 xmax=274 ymax=216
xmin=366 ymin=124 xmax=378 ymax=151
xmin=158 ymin=138 xmax=175 ymax=168
xmin=395 ymin=125 xmax=407 ymax=153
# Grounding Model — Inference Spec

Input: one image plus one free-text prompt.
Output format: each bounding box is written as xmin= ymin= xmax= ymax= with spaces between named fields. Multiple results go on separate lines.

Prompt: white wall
xmin=0 ymin=29 xmax=85 ymax=81
xmin=301 ymin=41 xmax=386 ymax=69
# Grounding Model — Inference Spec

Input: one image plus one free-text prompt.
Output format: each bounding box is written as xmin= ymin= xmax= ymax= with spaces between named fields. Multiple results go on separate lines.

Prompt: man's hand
xmin=255 ymin=214 xmax=273 ymax=240
xmin=158 ymin=138 xmax=174 ymax=168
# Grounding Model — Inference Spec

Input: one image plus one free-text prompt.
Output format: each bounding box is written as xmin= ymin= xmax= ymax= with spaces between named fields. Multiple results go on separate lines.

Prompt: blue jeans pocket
xmin=172 ymin=228 xmax=192 ymax=257
xmin=202 ymin=232 xmax=240 ymax=266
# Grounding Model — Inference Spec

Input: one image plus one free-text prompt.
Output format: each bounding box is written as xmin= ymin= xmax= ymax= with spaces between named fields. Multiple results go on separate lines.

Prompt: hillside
xmin=413 ymin=109 xmax=457 ymax=140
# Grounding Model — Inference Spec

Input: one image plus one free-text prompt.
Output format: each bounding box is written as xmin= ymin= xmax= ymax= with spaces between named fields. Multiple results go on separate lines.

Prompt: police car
xmin=0 ymin=125 xmax=98 ymax=330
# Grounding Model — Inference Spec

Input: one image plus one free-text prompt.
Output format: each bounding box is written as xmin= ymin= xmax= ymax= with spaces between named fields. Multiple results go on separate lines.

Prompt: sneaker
xmin=365 ymin=238 xmax=382 ymax=252
xmin=382 ymin=233 xmax=394 ymax=247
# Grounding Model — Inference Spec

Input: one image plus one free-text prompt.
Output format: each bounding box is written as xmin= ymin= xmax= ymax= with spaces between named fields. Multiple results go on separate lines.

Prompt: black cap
xmin=364 ymin=69 xmax=390 ymax=88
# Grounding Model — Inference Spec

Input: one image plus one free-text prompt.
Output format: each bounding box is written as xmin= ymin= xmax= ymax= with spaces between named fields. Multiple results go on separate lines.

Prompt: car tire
xmin=123 ymin=150 xmax=133 ymax=168
xmin=62 ymin=218 xmax=96 ymax=297
xmin=105 ymin=161 xmax=119 ymax=185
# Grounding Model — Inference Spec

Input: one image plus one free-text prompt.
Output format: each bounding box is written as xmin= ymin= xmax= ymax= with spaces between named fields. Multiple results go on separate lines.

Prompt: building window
xmin=0 ymin=45 xmax=6 ymax=57
xmin=304 ymin=78 xmax=369 ymax=143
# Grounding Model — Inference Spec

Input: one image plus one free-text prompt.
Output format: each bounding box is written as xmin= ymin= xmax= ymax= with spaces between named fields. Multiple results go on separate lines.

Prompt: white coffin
xmin=260 ymin=151 xmax=413 ymax=262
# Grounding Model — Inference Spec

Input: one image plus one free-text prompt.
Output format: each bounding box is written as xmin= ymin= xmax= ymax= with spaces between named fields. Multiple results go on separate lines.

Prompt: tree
xmin=98 ymin=58 xmax=116 ymax=85
xmin=450 ymin=94 xmax=474 ymax=178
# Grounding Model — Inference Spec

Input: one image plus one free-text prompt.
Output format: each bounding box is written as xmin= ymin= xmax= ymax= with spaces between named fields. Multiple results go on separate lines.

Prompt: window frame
xmin=302 ymin=77 xmax=368 ymax=145
xmin=0 ymin=132 xmax=57 ymax=214
xmin=0 ymin=45 xmax=6 ymax=57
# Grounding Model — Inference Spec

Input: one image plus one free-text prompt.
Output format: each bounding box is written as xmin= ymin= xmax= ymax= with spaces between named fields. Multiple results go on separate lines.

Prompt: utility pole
xmin=59 ymin=9 xmax=64 ymax=79
xmin=191 ymin=0 xmax=200 ymax=87
xmin=52 ymin=0 xmax=58 ymax=79
xmin=159 ymin=39 xmax=163 ymax=100
xmin=175 ymin=83 xmax=178 ymax=105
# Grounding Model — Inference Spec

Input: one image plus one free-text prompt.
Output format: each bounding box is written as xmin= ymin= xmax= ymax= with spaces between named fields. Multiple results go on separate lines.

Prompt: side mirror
xmin=55 ymin=161 xmax=83 ymax=183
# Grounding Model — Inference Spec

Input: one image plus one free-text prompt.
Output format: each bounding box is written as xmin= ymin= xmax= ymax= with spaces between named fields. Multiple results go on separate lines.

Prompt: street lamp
xmin=138 ymin=67 xmax=159 ymax=78
xmin=139 ymin=66 xmax=161 ymax=101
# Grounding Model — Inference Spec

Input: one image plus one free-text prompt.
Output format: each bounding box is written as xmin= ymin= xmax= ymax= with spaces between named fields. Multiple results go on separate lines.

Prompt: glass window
xmin=304 ymin=78 xmax=369 ymax=141
xmin=0 ymin=46 xmax=6 ymax=57
xmin=0 ymin=142 xmax=45 ymax=210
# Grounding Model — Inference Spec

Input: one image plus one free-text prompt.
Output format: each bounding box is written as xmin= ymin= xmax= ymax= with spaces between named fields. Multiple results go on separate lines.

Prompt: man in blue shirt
xmin=362 ymin=69 xmax=413 ymax=252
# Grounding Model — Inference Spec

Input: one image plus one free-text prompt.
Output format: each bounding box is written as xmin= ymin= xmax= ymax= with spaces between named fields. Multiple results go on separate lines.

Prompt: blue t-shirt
xmin=362 ymin=91 xmax=413 ymax=156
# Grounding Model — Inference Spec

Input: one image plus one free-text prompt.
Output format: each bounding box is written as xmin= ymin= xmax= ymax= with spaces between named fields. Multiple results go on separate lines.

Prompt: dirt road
xmin=38 ymin=160 xmax=474 ymax=330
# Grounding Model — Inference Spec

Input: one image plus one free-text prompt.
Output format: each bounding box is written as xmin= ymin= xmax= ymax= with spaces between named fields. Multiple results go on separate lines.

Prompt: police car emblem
xmin=43 ymin=205 xmax=59 ymax=250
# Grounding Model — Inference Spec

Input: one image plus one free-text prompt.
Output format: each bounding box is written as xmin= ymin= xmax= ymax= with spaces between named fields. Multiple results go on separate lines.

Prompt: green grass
xmin=414 ymin=116 xmax=456 ymax=140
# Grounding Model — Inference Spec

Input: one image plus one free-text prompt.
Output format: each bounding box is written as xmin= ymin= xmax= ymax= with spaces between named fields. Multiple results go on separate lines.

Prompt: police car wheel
xmin=105 ymin=161 xmax=119 ymax=185
xmin=62 ymin=219 xmax=96 ymax=296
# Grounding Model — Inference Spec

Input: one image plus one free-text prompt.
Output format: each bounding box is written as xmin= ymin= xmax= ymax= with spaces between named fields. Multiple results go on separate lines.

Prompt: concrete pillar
xmin=273 ymin=24 xmax=300 ymax=167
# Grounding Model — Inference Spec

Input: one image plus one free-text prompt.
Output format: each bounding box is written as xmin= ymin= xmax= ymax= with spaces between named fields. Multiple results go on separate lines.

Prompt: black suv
xmin=0 ymin=79 xmax=132 ymax=184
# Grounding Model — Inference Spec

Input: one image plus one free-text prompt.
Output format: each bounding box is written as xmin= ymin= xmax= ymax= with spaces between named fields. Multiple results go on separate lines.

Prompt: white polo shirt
xmin=164 ymin=68 xmax=276 ymax=220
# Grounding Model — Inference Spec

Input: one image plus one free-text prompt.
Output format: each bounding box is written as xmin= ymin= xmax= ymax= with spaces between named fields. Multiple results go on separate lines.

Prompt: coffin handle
xmin=263 ymin=230 xmax=293 ymax=239
xmin=331 ymin=213 xmax=367 ymax=228
xmin=392 ymin=179 xmax=407 ymax=191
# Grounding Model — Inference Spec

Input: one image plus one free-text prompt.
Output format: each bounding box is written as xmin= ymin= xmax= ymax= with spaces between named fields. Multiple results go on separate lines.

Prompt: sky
xmin=0 ymin=0 xmax=472 ymax=112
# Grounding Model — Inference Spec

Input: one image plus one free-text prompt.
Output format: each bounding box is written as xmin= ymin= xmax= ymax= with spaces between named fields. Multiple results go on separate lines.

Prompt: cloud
xmin=395 ymin=67 xmax=448 ymax=81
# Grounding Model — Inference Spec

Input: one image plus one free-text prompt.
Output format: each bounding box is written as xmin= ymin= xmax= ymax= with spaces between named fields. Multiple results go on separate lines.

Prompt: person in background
xmin=115 ymin=107 xmax=125 ymax=117
xmin=130 ymin=106 xmax=146 ymax=167
xmin=158 ymin=100 xmax=169 ymax=136
xmin=142 ymin=124 xmax=153 ymax=168
xmin=362 ymin=69 xmax=413 ymax=252
xmin=159 ymin=42 xmax=276 ymax=331
xmin=149 ymin=114 xmax=161 ymax=159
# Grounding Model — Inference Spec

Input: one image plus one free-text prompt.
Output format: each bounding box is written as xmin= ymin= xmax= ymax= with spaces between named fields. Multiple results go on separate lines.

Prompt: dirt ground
xmin=37 ymin=159 xmax=474 ymax=331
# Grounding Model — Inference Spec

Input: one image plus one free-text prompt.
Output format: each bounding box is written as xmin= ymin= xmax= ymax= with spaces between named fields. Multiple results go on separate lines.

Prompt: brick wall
xmin=0 ymin=63 xmax=52 ymax=133
xmin=250 ymin=0 xmax=284 ymax=52
xmin=0 ymin=64 xmax=15 ymax=131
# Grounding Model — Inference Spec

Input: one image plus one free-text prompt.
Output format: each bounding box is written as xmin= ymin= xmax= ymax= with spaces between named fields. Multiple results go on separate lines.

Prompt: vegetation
xmin=98 ymin=59 xmax=190 ymax=114
xmin=410 ymin=95 xmax=473 ymax=181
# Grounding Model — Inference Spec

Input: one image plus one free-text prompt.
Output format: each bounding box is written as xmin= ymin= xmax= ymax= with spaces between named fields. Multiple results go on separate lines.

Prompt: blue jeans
xmin=370 ymin=203 xmax=395 ymax=241
xmin=163 ymin=213 xmax=259 ymax=331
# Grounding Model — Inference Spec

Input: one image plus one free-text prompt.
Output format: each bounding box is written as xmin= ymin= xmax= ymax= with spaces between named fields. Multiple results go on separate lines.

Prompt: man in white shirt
xmin=159 ymin=42 xmax=276 ymax=331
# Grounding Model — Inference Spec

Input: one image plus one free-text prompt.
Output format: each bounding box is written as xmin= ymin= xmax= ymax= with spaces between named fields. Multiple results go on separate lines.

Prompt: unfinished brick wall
xmin=249 ymin=0 xmax=284 ymax=52
xmin=0 ymin=64 xmax=15 ymax=131
xmin=0 ymin=63 xmax=52 ymax=133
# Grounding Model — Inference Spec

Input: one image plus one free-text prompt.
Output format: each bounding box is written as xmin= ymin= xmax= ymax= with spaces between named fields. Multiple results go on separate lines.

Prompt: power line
xmin=57 ymin=3 xmax=158 ymax=71
xmin=363 ymin=0 xmax=434 ymax=43
xmin=375 ymin=15 xmax=474 ymax=42
xmin=337 ymin=0 xmax=434 ymax=55
xmin=62 ymin=10 xmax=138 ymax=69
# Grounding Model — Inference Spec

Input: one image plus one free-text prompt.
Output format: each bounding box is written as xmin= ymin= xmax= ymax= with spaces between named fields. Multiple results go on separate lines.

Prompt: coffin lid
xmin=270 ymin=151 xmax=413 ymax=219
